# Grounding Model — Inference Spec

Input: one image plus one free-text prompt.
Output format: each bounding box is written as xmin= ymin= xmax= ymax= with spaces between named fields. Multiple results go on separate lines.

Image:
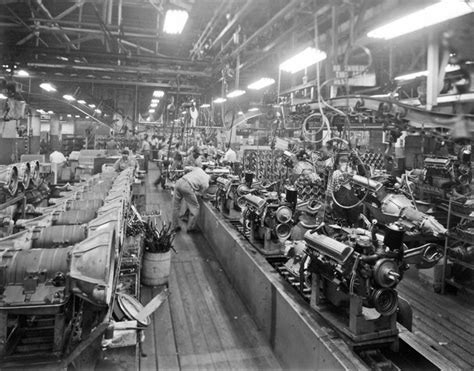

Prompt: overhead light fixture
xmin=89 ymin=104 xmax=96 ymax=108
xmin=150 ymin=103 xmax=158 ymax=108
xmin=0 ymin=93 xmax=7 ymax=99
xmin=163 ymin=9 xmax=189 ymax=34
xmin=16 ymin=70 xmax=29 ymax=77
xmin=75 ymin=115 xmax=80 ymax=118
xmin=67 ymin=114 xmax=72 ymax=117
xmin=94 ymin=108 xmax=101 ymax=114
xmin=153 ymin=90 xmax=164 ymax=98
xmin=368 ymin=0 xmax=474 ymax=40
xmin=200 ymin=103 xmax=210 ymax=108
xmin=149 ymin=109 xmax=155 ymax=113
xmin=77 ymin=99 xmax=86 ymax=105
xmin=63 ymin=94 xmax=75 ymax=101
xmin=238 ymin=111 xmax=244 ymax=115
xmin=248 ymin=107 xmax=259 ymax=112
xmin=248 ymin=77 xmax=275 ymax=90
xmin=213 ymin=97 xmax=227 ymax=104
xmin=151 ymin=98 xmax=160 ymax=104
xmin=280 ymin=47 xmax=327 ymax=73
xmin=40 ymin=82 xmax=56 ymax=92
xmin=227 ymin=89 xmax=246 ymax=98
xmin=47 ymin=110 xmax=54 ymax=114
xmin=395 ymin=64 xmax=460 ymax=81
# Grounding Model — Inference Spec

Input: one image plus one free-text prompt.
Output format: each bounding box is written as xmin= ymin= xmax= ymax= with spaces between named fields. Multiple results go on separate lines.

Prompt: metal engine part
xmin=0 ymin=165 xmax=19 ymax=195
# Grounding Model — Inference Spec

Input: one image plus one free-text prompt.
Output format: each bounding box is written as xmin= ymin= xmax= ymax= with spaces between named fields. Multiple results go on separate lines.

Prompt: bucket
xmin=141 ymin=250 xmax=171 ymax=286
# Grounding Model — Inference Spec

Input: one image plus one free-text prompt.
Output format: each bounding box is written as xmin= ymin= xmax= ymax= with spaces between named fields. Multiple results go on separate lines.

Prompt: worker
xmin=328 ymin=153 xmax=361 ymax=226
xmin=222 ymin=144 xmax=237 ymax=165
xmin=141 ymin=134 xmax=151 ymax=173
xmin=114 ymin=149 xmax=138 ymax=172
xmin=184 ymin=149 xmax=201 ymax=167
xmin=172 ymin=155 xmax=209 ymax=233
xmin=151 ymin=134 xmax=159 ymax=159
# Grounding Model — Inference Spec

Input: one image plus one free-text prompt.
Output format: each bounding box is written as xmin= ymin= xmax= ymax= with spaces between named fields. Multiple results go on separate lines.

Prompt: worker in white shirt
xmin=222 ymin=144 xmax=237 ymax=165
xmin=49 ymin=150 xmax=67 ymax=164
xmin=172 ymin=155 xmax=209 ymax=233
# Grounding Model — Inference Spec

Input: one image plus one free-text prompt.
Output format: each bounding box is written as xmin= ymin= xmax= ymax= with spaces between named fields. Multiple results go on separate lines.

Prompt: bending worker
xmin=172 ymin=155 xmax=209 ymax=233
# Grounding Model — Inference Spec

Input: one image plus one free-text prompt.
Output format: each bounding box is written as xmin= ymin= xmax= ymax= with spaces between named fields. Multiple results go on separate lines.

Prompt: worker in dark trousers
xmin=141 ymin=134 xmax=151 ymax=173
xmin=172 ymin=156 xmax=209 ymax=233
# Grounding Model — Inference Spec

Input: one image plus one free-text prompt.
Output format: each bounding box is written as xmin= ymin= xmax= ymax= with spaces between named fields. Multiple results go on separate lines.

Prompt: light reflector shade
xmin=163 ymin=9 xmax=189 ymax=34
xmin=77 ymin=100 xmax=86 ymax=105
xmin=63 ymin=94 xmax=75 ymax=101
xmin=248 ymin=107 xmax=259 ymax=112
xmin=150 ymin=103 xmax=158 ymax=108
xmin=213 ymin=97 xmax=227 ymax=104
xmin=153 ymin=90 xmax=165 ymax=98
xmin=149 ymin=109 xmax=155 ymax=113
xmin=280 ymin=47 xmax=327 ymax=73
xmin=200 ymin=103 xmax=210 ymax=108
xmin=368 ymin=0 xmax=474 ymax=40
xmin=40 ymin=82 xmax=56 ymax=92
xmin=227 ymin=89 xmax=246 ymax=98
xmin=248 ymin=78 xmax=275 ymax=90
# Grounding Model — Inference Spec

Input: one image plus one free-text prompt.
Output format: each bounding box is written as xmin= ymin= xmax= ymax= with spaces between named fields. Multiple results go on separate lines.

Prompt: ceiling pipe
xmin=208 ymin=0 xmax=254 ymax=51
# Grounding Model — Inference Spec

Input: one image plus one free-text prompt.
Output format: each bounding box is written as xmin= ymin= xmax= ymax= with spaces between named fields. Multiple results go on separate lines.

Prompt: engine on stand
xmin=412 ymin=151 xmax=472 ymax=201
xmin=239 ymin=188 xmax=295 ymax=256
xmin=214 ymin=175 xmax=241 ymax=217
xmin=301 ymin=224 xmax=444 ymax=349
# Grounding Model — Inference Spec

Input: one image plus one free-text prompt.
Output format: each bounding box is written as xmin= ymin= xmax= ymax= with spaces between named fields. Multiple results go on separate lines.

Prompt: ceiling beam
xmin=190 ymin=0 xmax=228 ymax=59
xmin=53 ymin=1 xmax=85 ymax=21
xmin=26 ymin=61 xmax=212 ymax=77
xmin=30 ymin=75 xmax=203 ymax=93
xmin=5 ymin=5 xmax=49 ymax=47
xmin=36 ymin=0 xmax=79 ymax=50
xmin=229 ymin=0 xmax=310 ymax=59
xmin=209 ymin=0 xmax=254 ymax=51
xmin=5 ymin=46 xmax=210 ymax=67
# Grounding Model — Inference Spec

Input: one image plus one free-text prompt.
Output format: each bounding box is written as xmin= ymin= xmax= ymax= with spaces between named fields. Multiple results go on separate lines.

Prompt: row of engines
xmin=0 ymin=167 xmax=134 ymax=309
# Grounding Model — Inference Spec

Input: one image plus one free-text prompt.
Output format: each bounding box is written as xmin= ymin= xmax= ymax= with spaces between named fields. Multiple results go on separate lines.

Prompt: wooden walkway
xmin=140 ymin=167 xmax=281 ymax=371
xmin=398 ymin=271 xmax=474 ymax=369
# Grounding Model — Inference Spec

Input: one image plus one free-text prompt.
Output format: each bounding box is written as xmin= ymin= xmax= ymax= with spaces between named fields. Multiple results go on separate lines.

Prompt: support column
xmin=29 ymin=110 xmax=41 ymax=154
xmin=426 ymin=31 xmax=439 ymax=110
xmin=50 ymin=115 xmax=61 ymax=151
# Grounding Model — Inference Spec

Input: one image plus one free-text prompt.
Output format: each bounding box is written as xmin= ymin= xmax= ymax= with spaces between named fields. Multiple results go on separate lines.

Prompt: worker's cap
xmin=122 ymin=149 xmax=130 ymax=155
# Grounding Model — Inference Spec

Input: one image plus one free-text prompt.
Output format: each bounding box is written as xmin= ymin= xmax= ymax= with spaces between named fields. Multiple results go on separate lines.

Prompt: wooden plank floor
xmin=398 ymin=269 xmax=474 ymax=369
xmin=140 ymin=167 xmax=282 ymax=371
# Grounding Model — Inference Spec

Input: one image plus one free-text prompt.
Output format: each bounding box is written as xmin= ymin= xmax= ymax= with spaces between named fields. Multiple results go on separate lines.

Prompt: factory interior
xmin=0 ymin=0 xmax=473 ymax=370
